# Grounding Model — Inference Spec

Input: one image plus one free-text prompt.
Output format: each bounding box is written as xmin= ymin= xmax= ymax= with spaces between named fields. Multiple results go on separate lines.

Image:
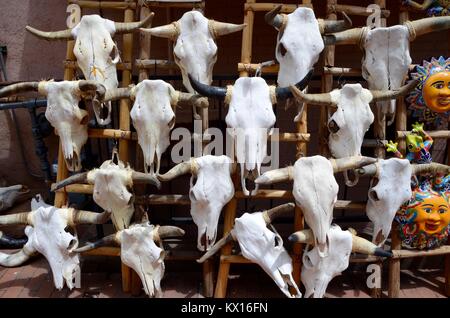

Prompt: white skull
xmin=366 ymin=158 xmax=412 ymax=245
xmin=362 ymin=25 xmax=411 ymax=125
xmin=301 ymin=224 xmax=352 ymax=298
xmin=120 ymin=223 xmax=165 ymax=298
xmin=292 ymin=156 xmax=338 ymax=256
xmin=88 ymin=158 xmax=133 ymax=231
xmin=189 ymin=155 xmax=234 ymax=251
xmin=225 ymin=77 xmax=276 ymax=195
xmin=71 ymin=15 xmax=120 ymax=125
xmin=26 ymin=197 xmax=80 ymax=290
xmin=43 ymin=81 xmax=89 ymax=172
xmin=275 ymin=7 xmax=324 ymax=87
xmin=130 ymin=80 xmax=176 ymax=175
xmin=328 ymin=84 xmax=375 ymax=158
xmin=233 ymin=211 xmax=301 ymax=298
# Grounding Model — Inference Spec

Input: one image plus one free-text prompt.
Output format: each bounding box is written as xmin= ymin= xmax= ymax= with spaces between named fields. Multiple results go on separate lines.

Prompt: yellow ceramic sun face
xmin=423 ymin=71 xmax=450 ymax=113
xmin=414 ymin=195 xmax=450 ymax=235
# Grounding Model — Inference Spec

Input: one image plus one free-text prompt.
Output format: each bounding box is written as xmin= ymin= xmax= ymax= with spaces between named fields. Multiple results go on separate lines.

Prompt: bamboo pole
xmin=392 ymin=246 xmax=450 ymax=259
xmin=328 ymin=4 xmax=390 ymax=17
xmin=63 ymin=60 xmax=132 ymax=71
xmin=244 ymin=3 xmax=312 ymax=12
xmin=67 ymin=0 xmax=136 ymax=9
xmin=239 ymin=0 xmax=255 ymax=77
xmin=397 ymin=130 xmax=450 ymax=139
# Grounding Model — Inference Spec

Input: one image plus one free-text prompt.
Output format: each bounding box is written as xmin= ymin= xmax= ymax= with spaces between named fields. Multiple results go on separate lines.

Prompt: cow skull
xmin=158 ymin=155 xmax=234 ymax=251
xmin=188 ymin=70 xmax=312 ymax=195
xmin=75 ymin=222 xmax=185 ymax=297
xmin=0 ymin=185 xmax=29 ymax=212
xmin=255 ymin=155 xmax=376 ymax=256
xmin=358 ymin=161 xmax=450 ymax=245
xmin=290 ymin=225 xmax=392 ymax=298
xmin=51 ymin=150 xmax=161 ymax=230
xmin=0 ymin=80 xmax=106 ymax=172
xmin=324 ymin=16 xmax=450 ymax=124
xmin=265 ymin=5 xmax=351 ymax=87
xmin=198 ymin=203 xmax=302 ymax=298
xmin=26 ymin=13 xmax=154 ymax=125
xmin=0 ymin=195 xmax=109 ymax=290
xmin=104 ymin=80 xmax=208 ymax=175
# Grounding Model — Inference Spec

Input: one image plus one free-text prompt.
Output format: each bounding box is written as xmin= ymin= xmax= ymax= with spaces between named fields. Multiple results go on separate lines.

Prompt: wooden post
xmin=239 ymin=0 xmax=255 ymax=77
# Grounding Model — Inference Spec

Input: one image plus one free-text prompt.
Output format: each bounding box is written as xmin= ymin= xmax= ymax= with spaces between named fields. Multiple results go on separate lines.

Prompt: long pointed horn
xmin=370 ymin=79 xmax=419 ymax=102
xmin=0 ymin=82 xmax=40 ymax=98
xmin=411 ymin=163 xmax=450 ymax=175
xmin=319 ymin=12 xmax=352 ymax=34
xmin=104 ymin=87 xmax=134 ymax=102
xmin=289 ymin=85 xmax=334 ymax=106
xmin=140 ymin=23 xmax=178 ymax=40
xmin=115 ymin=12 xmax=154 ymax=34
xmin=71 ymin=210 xmax=111 ymax=225
xmin=0 ymin=212 xmax=32 ymax=226
xmin=0 ymin=231 xmax=28 ymax=249
xmin=157 ymin=226 xmax=185 ymax=239
xmin=407 ymin=16 xmax=450 ymax=39
xmin=255 ymin=166 xmax=294 ymax=185
xmin=51 ymin=172 xmax=89 ymax=192
xmin=288 ymin=229 xmax=314 ymax=244
xmin=0 ymin=245 xmax=36 ymax=267
xmin=331 ymin=156 xmax=377 ymax=173
xmin=210 ymin=20 xmax=246 ymax=38
xmin=157 ymin=160 xmax=193 ymax=182
xmin=322 ymin=27 xmax=365 ymax=46
xmin=74 ymin=233 xmax=120 ymax=253
xmin=262 ymin=203 xmax=296 ymax=224
xmin=348 ymin=229 xmax=392 ymax=257
xmin=131 ymin=171 xmax=161 ymax=189
xmin=275 ymin=69 xmax=314 ymax=100
xmin=265 ymin=4 xmax=284 ymax=30
xmin=197 ymin=232 xmax=234 ymax=263
xmin=187 ymin=74 xmax=227 ymax=101
xmin=25 ymin=25 xmax=73 ymax=40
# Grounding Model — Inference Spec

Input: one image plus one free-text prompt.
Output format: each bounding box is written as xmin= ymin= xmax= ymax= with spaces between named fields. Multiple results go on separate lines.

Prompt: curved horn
xmin=411 ymin=163 xmax=450 ymax=175
xmin=265 ymin=4 xmax=284 ymax=30
xmin=322 ymin=27 xmax=365 ymax=46
xmin=0 ymin=212 xmax=32 ymax=226
xmin=407 ymin=16 xmax=450 ymax=39
xmin=0 ymin=245 xmax=36 ymax=267
xmin=157 ymin=226 xmax=185 ymax=239
xmin=51 ymin=172 xmax=89 ymax=192
xmin=157 ymin=160 xmax=193 ymax=182
xmin=140 ymin=23 xmax=178 ymax=39
xmin=0 ymin=82 xmax=40 ymax=98
xmin=348 ymin=229 xmax=392 ymax=257
xmin=115 ymin=12 xmax=154 ymax=34
xmin=197 ymin=232 xmax=234 ymax=263
xmin=74 ymin=233 xmax=120 ymax=253
xmin=275 ymin=69 xmax=314 ymax=101
xmin=262 ymin=203 xmax=296 ymax=224
xmin=289 ymin=84 xmax=334 ymax=106
xmin=25 ymin=25 xmax=73 ymax=40
xmin=370 ymin=79 xmax=419 ymax=102
xmin=255 ymin=166 xmax=294 ymax=185
xmin=356 ymin=163 xmax=378 ymax=177
xmin=188 ymin=74 xmax=227 ymax=101
xmin=104 ymin=87 xmax=134 ymax=102
xmin=319 ymin=12 xmax=352 ymax=34
xmin=331 ymin=156 xmax=378 ymax=173
xmin=0 ymin=231 xmax=28 ymax=249
xmin=288 ymin=229 xmax=314 ymax=244
xmin=210 ymin=20 xmax=246 ymax=38
xmin=131 ymin=171 xmax=161 ymax=189
xmin=71 ymin=210 xmax=111 ymax=225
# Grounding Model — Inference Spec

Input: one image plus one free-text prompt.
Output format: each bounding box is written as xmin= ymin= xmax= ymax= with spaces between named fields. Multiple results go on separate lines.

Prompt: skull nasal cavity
xmin=279 ymin=43 xmax=287 ymax=57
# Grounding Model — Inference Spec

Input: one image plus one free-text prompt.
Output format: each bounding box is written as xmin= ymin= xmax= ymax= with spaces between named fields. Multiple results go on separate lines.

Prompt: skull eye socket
xmin=328 ymin=120 xmax=340 ymax=134
xmin=274 ymin=235 xmax=282 ymax=248
xmin=168 ymin=115 xmax=176 ymax=129
xmin=278 ymin=43 xmax=287 ymax=57
xmin=303 ymin=254 xmax=314 ymax=268
xmin=80 ymin=113 xmax=89 ymax=125
xmin=369 ymin=189 xmax=379 ymax=201
xmin=370 ymin=176 xmax=379 ymax=188
xmin=67 ymin=238 xmax=78 ymax=251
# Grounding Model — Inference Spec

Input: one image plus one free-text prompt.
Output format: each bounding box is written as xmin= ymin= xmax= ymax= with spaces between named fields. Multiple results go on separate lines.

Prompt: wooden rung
xmin=136 ymin=194 xmax=191 ymax=205
xmin=328 ymin=4 xmax=390 ymax=17
xmin=55 ymin=184 xmax=93 ymax=194
xmin=244 ymin=3 xmax=312 ymax=13
xmin=63 ymin=60 xmax=132 ymax=71
xmin=363 ymin=139 xmax=387 ymax=148
xmin=82 ymin=247 xmax=120 ymax=257
xmin=68 ymin=0 xmax=136 ymax=10
xmin=88 ymin=129 xmax=136 ymax=140
xmin=397 ymin=130 xmax=450 ymax=139
xmin=323 ymin=67 xmax=362 ymax=77
xmin=392 ymin=245 xmax=450 ymax=259
xmin=135 ymin=59 xmax=178 ymax=70
xmin=275 ymin=133 xmax=310 ymax=142
xmin=221 ymin=254 xmax=380 ymax=264
xmin=238 ymin=62 xmax=279 ymax=74
xmin=142 ymin=1 xmax=204 ymax=8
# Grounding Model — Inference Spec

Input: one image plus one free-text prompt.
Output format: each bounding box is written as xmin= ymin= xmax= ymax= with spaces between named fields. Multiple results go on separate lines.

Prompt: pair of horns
xmin=288 ymin=79 xmax=419 ymax=107
xmin=25 ymin=13 xmax=155 ymax=40
xmin=255 ymin=156 xmax=377 ymax=185
xmin=357 ymin=162 xmax=450 ymax=177
xmin=0 ymin=80 xmax=106 ymax=100
xmin=288 ymin=228 xmax=392 ymax=257
xmin=188 ymin=69 xmax=314 ymax=103
xmin=74 ymin=225 xmax=185 ymax=252
xmin=51 ymin=169 xmax=161 ymax=192
xmin=323 ymin=16 xmax=450 ymax=45
xmin=197 ymin=203 xmax=295 ymax=263
xmin=0 ymin=231 xmax=28 ymax=249
xmin=265 ymin=5 xmax=352 ymax=34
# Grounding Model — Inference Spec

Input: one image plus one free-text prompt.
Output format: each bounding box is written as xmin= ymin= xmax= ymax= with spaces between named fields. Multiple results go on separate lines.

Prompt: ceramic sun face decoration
xmin=396 ymin=177 xmax=450 ymax=249
xmin=403 ymin=0 xmax=450 ymax=16
xmin=407 ymin=56 xmax=450 ymax=127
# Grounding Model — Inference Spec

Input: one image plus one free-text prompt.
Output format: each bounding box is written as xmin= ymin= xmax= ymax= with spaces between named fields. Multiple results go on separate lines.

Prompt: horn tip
xmin=288 ymin=233 xmax=299 ymax=242
xmin=375 ymin=248 xmax=393 ymax=258
xmin=254 ymin=175 xmax=269 ymax=184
